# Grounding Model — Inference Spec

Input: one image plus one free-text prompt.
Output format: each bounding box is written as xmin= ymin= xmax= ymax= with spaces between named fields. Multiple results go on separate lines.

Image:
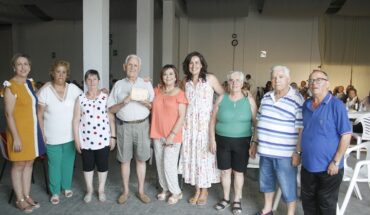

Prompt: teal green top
xmin=216 ymin=94 xmax=252 ymax=137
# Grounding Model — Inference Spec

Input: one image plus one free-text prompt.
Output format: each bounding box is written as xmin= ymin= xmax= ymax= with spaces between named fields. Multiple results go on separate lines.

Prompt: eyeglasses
xmin=307 ymin=78 xmax=328 ymax=85
xmin=228 ymin=79 xmax=243 ymax=84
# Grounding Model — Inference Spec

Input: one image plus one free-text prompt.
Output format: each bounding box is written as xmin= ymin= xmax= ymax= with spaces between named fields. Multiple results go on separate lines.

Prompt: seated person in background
xmin=290 ymin=82 xmax=298 ymax=91
xmin=333 ymin=85 xmax=346 ymax=102
xmin=346 ymin=88 xmax=360 ymax=111
xmin=263 ymin=81 xmax=272 ymax=95
xmin=359 ymin=90 xmax=370 ymax=111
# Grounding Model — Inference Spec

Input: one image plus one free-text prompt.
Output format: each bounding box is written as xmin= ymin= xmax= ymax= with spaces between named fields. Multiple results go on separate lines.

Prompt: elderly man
xmin=300 ymin=70 xmax=352 ymax=215
xmin=108 ymin=54 xmax=154 ymax=204
xmin=250 ymin=65 xmax=303 ymax=215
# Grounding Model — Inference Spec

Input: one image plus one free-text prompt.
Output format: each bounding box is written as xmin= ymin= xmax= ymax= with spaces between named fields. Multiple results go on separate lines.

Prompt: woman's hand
xmin=12 ymin=137 xmax=22 ymax=152
xmin=109 ymin=138 xmax=116 ymax=151
xmin=209 ymin=141 xmax=216 ymax=154
xmin=75 ymin=141 xmax=82 ymax=154
xmin=249 ymin=143 xmax=257 ymax=159
xmin=164 ymin=134 xmax=175 ymax=147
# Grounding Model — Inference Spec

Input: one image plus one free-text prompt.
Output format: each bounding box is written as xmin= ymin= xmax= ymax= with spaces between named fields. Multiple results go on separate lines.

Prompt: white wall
xmin=0 ymin=25 xmax=13 ymax=82
xmin=186 ymin=12 xmax=321 ymax=90
xmin=1 ymin=12 xmax=368 ymax=97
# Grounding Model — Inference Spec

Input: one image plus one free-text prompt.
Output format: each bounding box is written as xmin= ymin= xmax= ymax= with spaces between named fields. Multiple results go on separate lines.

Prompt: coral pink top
xmin=150 ymin=87 xmax=188 ymax=143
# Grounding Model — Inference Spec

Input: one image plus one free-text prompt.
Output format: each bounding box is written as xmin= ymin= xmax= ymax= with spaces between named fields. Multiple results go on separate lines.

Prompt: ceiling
xmin=0 ymin=0 xmax=370 ymax=24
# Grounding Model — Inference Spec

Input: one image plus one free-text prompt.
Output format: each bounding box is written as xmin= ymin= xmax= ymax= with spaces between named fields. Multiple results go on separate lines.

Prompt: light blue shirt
xmin=107 ymin=77 xmax=154 ymax=121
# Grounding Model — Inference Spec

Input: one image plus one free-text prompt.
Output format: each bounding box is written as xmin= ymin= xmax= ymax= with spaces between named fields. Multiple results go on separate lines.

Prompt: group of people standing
xmin=3 ymin=52 xmax=352 ymax=215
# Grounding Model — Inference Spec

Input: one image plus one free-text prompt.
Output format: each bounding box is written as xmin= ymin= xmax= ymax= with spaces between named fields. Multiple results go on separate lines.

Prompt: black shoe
xmin=255 ymin=210 xmax=273 ymax=215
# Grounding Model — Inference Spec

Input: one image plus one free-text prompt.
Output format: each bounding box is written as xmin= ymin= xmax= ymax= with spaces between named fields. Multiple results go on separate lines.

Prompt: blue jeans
xmin=259 ymin=156 xmax=297 ymax=203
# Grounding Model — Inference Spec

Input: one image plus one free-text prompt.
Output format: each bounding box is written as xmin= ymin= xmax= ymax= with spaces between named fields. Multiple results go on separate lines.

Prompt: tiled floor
xmin=0 ymin=150 xmax=369 ymax=215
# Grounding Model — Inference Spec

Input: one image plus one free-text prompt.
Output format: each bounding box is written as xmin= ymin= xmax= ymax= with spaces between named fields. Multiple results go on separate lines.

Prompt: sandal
xmin=188 ymin=190 xmax=200 ymax=205
xmin=232 ymin=201 xmax=242 ymax=215
xmin=157 ymin=191 xmax=169 ymax=201
xmin=196 ymin=190 xmax=208 ymax=205
xmin=25 ymin=196 xmax=40 ymax=209
xmin=168 ymin=193 xmax=183 ymax=205
xmin=84 ymin=192 xmax=93 ymax=203
xmin=50 ymin=195 xmax=60 ymax=205
xmin=98 ymin=191 xmax=106 ymax=202
xmin=214 ymin=198 xmax=230 ymax=211
xmin=64 ymin=190 xmax=73 ymax=198
xmin=15 ymin=198 xmax=33 ymax=213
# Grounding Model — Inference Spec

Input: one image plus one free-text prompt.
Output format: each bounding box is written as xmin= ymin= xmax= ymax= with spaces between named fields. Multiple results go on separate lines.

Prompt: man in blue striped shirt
xmin=251 ymin=65 xmax=304 ymax=215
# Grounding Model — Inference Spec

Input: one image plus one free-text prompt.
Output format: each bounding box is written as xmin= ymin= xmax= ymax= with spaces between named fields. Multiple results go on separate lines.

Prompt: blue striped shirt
xmin=257 ymin=87 xmax=304 ymax=158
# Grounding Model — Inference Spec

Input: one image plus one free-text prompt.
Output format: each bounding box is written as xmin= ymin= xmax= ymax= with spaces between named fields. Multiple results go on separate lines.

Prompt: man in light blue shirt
xmin=108 ymin=54 xmax=154 ymax=205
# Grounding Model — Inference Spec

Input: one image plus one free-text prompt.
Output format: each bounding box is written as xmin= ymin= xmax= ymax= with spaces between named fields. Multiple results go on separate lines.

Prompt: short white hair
xmin=271 ymin=65 xmax=290 ymax=78
xmin=124 ymin=54 xmax=142 ymax=66
xmin=227 ymin=71 xmax=245 ymax=82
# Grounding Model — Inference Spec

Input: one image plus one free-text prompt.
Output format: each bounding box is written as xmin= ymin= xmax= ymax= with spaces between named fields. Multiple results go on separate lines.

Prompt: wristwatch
xmin=332 ymin=159 xmax=340 ymax=167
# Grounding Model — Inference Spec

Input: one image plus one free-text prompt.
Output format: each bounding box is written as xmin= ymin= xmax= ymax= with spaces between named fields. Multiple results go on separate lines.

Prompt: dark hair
xmin=348 ymin=88 xmax=357 ymax=95
xmin=182 ymin=51 xmax=208 ymax=82
xmin=11 ymin=53 xmax=32 ymax=68
xmin=159 ymin=64 xmax=179 ymax=87
xmin=84 ymin=69 xmax=100 ymax=81
xmin=49 ymin=60 xmax=70 ymax=81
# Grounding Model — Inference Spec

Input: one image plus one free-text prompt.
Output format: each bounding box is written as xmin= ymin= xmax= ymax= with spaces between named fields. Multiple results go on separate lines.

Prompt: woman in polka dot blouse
xmin=72 ymin=69 xmax=116 ymax=203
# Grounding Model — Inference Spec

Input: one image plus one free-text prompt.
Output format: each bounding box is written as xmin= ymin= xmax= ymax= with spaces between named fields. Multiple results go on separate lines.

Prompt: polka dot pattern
xmin=78 ymin=92 xmax=110 ymax=150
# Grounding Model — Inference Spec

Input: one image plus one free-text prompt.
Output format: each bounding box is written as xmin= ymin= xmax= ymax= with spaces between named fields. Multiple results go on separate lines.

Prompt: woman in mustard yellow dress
xmin=3 ymin=53 xmax=46 ymax=213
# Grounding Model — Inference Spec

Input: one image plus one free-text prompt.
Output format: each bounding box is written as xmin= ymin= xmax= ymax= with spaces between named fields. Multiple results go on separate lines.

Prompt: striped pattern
xmin=257 ymin=88 xmax=304 ymax=158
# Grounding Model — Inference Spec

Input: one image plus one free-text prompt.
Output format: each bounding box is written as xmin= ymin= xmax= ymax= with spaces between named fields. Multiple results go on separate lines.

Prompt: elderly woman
xmin=37 ymin=60 xmax=82 ymax=204
xmin=73 ymin=70 xmax=116 ymax=203
xmin=346 ymin=88 xmax=360 ymax=111
xmin=3 ymin=53 xmax=46 ymax=213
xmin=179 ymin=51 xmax=224 ymax=205
xmin=150 ymin=65 xmax=188 ymax=204
xmin=209 ymin=71 xmax=257 ymax=214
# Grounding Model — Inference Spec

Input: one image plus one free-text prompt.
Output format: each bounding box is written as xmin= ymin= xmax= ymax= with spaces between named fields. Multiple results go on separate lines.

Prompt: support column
xmin=83 ymin=0 xmax=109 ymax=89
xmin=137 ymin=0 xmax=154 ymax=78
xmin=162 ymin=0 xmax=175 ymax=66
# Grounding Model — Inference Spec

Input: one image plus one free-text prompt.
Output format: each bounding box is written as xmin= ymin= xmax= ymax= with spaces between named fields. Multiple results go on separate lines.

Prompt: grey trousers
xmin=153 ymin=139 xmax=181 ymax=195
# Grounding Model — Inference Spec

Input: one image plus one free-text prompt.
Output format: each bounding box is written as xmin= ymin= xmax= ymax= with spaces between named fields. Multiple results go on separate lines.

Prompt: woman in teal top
xmin=209 ymin=71 xmax=257 ymax=214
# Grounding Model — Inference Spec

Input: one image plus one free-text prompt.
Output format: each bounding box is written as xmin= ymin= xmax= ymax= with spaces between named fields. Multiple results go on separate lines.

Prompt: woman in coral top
xmin=150 ymin=64 xmax=188 ymax=205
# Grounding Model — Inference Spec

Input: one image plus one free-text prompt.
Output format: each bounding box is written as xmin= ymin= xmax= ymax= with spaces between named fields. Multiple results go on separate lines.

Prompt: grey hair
xmin=227 ymin=71 xmax=245 ymax=82
xmin=271 ymin=65 xmax=290 ymax=78
xmin=310 ymin=69 xmax=329 ymax=80
xmin=124 ymin=54 xmax=142 ymax=66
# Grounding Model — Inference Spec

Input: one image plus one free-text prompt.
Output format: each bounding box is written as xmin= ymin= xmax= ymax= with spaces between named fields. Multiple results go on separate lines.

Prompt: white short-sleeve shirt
xmin=38 ymin=83 xmax=82 ymax=145
xmin=107 ymin=77 xmax=154 ymax=121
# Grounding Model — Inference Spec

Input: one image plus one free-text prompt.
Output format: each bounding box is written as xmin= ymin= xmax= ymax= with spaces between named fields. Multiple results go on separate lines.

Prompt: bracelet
xmin=110 ymin=136 xmax=117 ymax=140
xmin=251 ymin=140 xmax=258 ymax=145
xmin=170 ymin=131 xmax=176 ymax=136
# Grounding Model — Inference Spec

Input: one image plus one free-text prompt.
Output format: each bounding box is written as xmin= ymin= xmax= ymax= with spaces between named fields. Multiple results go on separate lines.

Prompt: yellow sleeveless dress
xmin=4 ymin=79 xmax=45 ymax=161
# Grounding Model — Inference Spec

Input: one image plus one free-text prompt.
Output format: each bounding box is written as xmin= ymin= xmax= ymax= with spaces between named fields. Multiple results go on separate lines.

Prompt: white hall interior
xmin=0 ymin=0 xmax=370 ymax=98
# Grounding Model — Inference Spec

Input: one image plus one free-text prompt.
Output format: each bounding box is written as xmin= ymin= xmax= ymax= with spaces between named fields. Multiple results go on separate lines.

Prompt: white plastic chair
xmin=352 ymin=113 xmax=370 ymax=159
xmin=337 ymin=141 xmax=370 ymax=215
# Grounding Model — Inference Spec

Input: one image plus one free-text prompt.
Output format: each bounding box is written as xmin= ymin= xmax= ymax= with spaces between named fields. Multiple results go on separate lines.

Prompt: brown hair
xmin=49 ymin=60 xmax=71 ymax=81
xmin=11 ymin=53 xmax=32 ymax=69
xmin=159 ymin=64 xmax=179 ymax=88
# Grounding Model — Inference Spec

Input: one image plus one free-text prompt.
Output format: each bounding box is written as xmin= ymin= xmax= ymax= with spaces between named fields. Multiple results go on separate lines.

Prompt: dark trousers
xmin=301 ymin=167 xmax=343 ymax=215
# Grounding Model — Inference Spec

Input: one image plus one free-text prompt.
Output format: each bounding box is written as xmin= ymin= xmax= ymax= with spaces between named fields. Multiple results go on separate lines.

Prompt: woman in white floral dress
xmin=179 ymin=51 xmax=224 ymax=205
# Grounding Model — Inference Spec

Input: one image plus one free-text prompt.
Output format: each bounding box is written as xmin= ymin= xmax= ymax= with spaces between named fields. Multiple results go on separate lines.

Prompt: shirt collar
xmin=270 ymin=86 xmax=294 ymax=102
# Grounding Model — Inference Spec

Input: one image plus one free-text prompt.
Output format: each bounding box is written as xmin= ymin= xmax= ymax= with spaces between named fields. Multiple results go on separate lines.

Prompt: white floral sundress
xmin=179 ymin=78 xmax=220 ymax=188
